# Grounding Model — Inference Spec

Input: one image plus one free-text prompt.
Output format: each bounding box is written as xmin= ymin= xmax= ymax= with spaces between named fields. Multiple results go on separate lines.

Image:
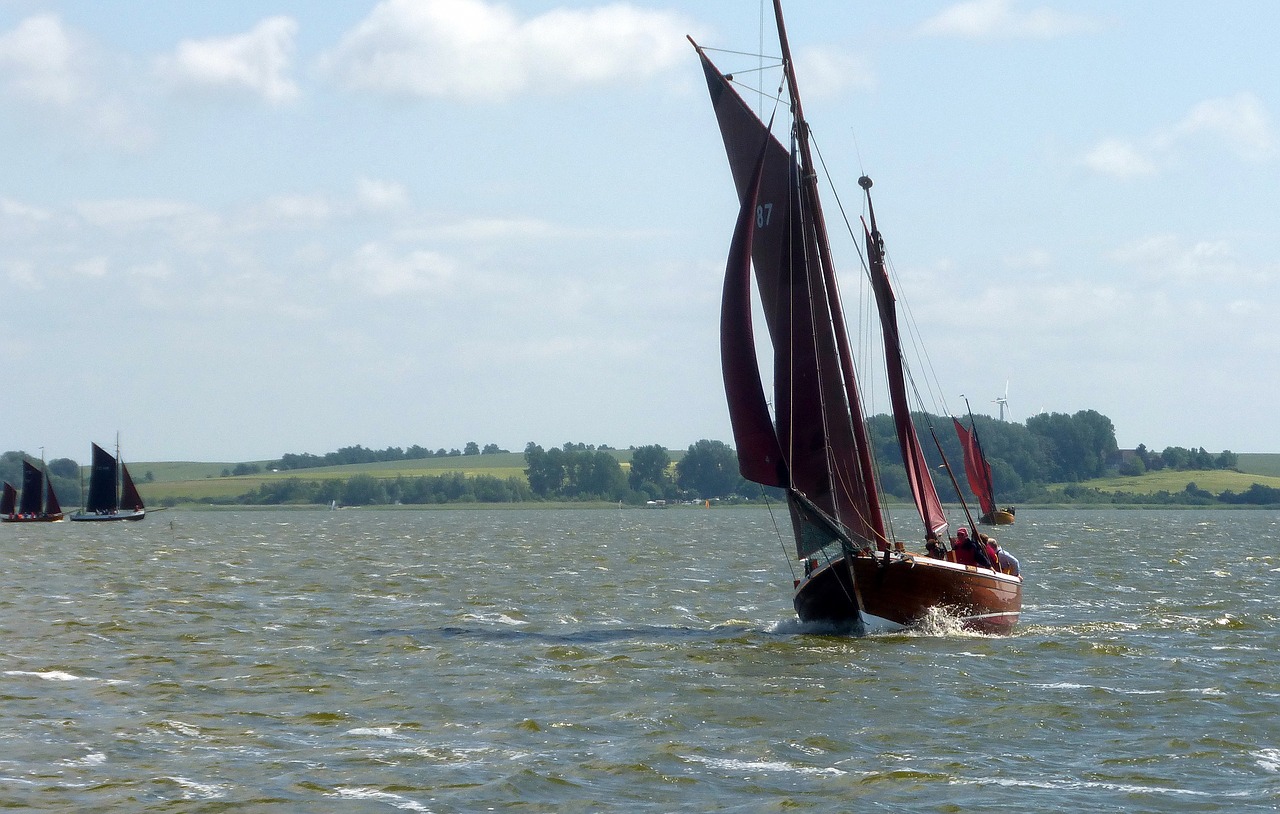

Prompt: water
xmin=1 ymin=507 xmax=1277 ymax=812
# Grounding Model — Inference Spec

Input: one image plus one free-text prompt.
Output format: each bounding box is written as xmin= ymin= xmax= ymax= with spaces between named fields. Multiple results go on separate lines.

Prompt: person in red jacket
xmin=951 ymin=528 xmax=979 ymax=565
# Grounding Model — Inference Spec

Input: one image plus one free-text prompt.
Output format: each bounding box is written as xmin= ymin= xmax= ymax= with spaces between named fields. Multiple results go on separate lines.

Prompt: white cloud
xmin=319 ymin=0 xmax=692 ymax=101
xmin=335 ymin=242 xmax=458 ymax=296
xmin=72 ymin=257 xmax=110 ymax=278
xmin=0 ymin=14 xmax=79 ymax=105
xmin=357 ymin=177 xmax=411 ymax=212
xmin=1084 ymin=93 xmax=1275 ymax=178
xmin=919 ymin=0 xmax=1099 ymax=39
xmin=0 ymin=14 xmax=151 ymax=148
xmin=1002 ymin=248 xmax=1052 ymax=269
xmin=74 ymin=198 xmax=200 ymax=228
xmin=1081 ymin=138 xmax=1156 ymax=179
xmin=257 ymin=194 xmax=333 ymax=222
xmin=1110 ymin=234 xmax=1267 ymax=284
xmin=1 ymin=198 xmax=53 ymax=222
xmin=1170 ymin=92 xmax=1273 ymax=161
xmin=796 ymin=46 xmax=874 ymax=97
xmin=157 ymin=16 xmax=299 ymax=104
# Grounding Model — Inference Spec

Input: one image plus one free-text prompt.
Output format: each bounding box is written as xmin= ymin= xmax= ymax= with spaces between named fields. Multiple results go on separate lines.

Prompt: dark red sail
xmin=1 ymin=482 xmax=16 ymax=515
xmin=864 ymin=219 xmax=948 ymax=538
xmin=44 ymin=475 xmax=62 ymax=515
xmin=85 ymin=442 xmax=119 ymax=513
xmin=695 ymin=44 xmax=884 ymax=554
xmin=954 ymin=417 xmax=996 ymax=517
xmin=120 ymin=461 xmax=144 ymax=512
xmin=721 ymin=138 xmax=787 ymax=487
xmin=19 ymin=460 xmax=43 ymax=515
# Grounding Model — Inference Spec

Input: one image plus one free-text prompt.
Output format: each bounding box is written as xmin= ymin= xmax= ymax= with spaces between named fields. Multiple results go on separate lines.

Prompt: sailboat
xmin=1 ymin=482 xmax=17 ymax=517
xmin=70 ymin=442 xmax=146 ymax=522
xmin=690 ymin=1 xmax=1022 ymax=633
xmin=2 ymin=458 xmax=65 ymax=522
xmin=953 ymin=411 xmax=1015 ymax=525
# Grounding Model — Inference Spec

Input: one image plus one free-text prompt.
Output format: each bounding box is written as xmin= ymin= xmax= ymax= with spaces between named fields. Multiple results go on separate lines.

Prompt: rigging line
xmin=810 ymin=127 xmax=951 ymax=425
xmin=727 ymin=82 xmax=787 ymax=107
xmin=760 ymin=485 xmax=798 ymax=584
xmin=699 ymin=44 xmax=783 ymax=61
xmin=885 ymin=251 xmax=950 ymax=418
xmin=807 ymin=131 xmax=904 ymax=544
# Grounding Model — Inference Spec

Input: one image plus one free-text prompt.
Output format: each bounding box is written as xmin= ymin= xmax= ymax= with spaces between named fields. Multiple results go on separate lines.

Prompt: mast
xmin=771 ymin=0 xmax=886 ymax=547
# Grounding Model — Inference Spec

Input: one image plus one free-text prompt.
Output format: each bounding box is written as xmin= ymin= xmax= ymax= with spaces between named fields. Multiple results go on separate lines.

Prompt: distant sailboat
xmin=953 ymin=411 xmax=1015 ymax=525
xmin=70 ymin=442 xmax=146 ymax=522
xmin=2 ymin=458 xmax=65 ymax=522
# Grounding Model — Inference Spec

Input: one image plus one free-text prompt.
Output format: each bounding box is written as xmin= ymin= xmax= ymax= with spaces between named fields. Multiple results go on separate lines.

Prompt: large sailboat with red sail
xmin=954 ymin=409 xmax=1016 ymax=525
xmin=690 ymin=2 xmax=1022 ymax=633
xmin=71 ymin=442 xmax=146 ymax=522
xmin=2 ymin=458 xmax=65 ymax=522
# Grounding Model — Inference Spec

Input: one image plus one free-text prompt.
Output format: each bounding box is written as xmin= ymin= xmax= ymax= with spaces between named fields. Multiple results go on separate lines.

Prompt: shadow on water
xmin=373 ymin=623 xmax=764 ymax=646
xmin=376 ymin=611 xmax=989 ymax=647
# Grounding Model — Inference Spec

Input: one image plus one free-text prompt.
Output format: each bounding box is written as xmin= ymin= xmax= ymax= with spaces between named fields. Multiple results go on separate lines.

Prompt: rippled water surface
xmin=1 ymin=508 xmax=1277 ymax=811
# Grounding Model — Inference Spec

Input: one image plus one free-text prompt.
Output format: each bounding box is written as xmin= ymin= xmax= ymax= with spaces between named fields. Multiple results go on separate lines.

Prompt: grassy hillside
xmin=1236 ymin=453 xmax=1280 ymax=478
xmin=129 ymin=449 xmax=1280 ymax=506
xmin=137 ymin=451 xmax=601 ymax=504
xmin=1077 ymin=468 xmax=1280 ymax=496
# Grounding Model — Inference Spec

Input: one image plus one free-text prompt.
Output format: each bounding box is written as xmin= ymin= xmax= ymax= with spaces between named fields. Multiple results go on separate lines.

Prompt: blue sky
xmin=1 ymin=0 xmax=1277 ymax=463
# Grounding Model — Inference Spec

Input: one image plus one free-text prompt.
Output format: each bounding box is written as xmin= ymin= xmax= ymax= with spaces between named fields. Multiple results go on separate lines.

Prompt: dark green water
xmin=1 ymin=508 xmax=1276 ymax=811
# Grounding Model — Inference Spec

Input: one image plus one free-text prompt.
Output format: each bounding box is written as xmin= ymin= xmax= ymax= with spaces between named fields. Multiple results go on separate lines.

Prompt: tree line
xmin=3 ymin=408 xmax=1255 ymax=509
xmin=271 ymin=442 xmax=509 ymax=471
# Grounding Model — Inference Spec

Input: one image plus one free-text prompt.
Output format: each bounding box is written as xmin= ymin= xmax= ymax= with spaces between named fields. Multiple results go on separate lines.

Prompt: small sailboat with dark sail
xmin=690 ymin=1 xmax=1022 ymax=633
xmin=71 ymin=442 xmax=146 ymax=522
xmin=954 ymin=406 xmax=1015 ymax=525
xmin=3 ymin=458 xmax=65 ymax=522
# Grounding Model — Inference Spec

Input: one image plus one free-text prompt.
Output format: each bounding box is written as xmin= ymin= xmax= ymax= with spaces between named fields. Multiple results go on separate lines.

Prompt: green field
xmin=1077 ymin=467 xmax=1280 ymax=496
xmin=1236 ymin=453 xmax=1280 ymax=478
xmin=137 ymin=452 xmax=587 ymax=504
xmin=130 ymin=449 xmax=1280 ymax=506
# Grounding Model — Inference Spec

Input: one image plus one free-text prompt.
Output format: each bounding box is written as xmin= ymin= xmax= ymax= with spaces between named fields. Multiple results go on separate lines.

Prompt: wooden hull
xmin=980 ymin=509 xmax=1016 ymax=525
xmin=2 ymin=513 xmax=65 ymax=523
xmin=70 ymin=510 xmax=146 ymax=522
xmin=794 ymin=551 xmax=1022 ymax=634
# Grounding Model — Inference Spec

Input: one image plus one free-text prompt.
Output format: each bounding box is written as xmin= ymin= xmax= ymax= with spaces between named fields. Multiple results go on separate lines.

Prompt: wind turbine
xmin=994 ymin=381 xmax=1010 ymax=421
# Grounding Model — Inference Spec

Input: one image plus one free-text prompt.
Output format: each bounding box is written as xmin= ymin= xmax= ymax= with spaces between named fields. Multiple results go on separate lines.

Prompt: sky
xmin=1 ymin=0 xmax=1277 ymax=463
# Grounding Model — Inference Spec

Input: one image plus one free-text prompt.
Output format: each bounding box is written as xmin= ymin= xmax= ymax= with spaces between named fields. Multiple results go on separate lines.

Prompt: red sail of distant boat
xmin=954 ymin=417 xmax=996 ymax=519
xmin=690 ymin=0 xmax=1022 ymax=633
xmin=0 ymin=482 xmax=16 ymax=516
